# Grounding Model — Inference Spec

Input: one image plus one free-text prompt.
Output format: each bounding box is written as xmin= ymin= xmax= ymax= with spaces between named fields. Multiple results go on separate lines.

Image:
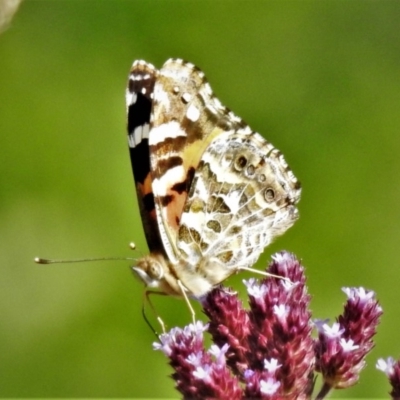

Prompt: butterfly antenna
xmin=128 ymin=241 xmax=145 ymax=258
xmin=34 ymin=256 xmax=136 ymax=264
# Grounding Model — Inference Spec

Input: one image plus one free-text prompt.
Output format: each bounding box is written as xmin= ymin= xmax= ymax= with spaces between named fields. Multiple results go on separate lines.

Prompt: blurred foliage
xmin=1 ymin=0 xmax=400 ymax=398
xmin=0 ymin=0 xmax=22 ymax=32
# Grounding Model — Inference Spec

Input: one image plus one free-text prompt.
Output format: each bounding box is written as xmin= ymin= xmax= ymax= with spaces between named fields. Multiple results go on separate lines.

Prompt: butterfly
xmin=126 ymin=59 xmax=301 ymax=308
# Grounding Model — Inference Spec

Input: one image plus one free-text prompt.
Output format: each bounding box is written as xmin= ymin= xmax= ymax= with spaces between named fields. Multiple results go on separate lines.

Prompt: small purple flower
xmin=377 ymin=357 xmax=400 ymax=398
xmin=260 ymin=377 xmax=281 ymax=396
xmin=243 ymin=358 xmax=282 ymax=399
xmin=246 ymin=252 xmax=315 ymax=398
xmin=264 ymin=358 xmax=281 ymax=373
xmin=315 ymin=286 xmax=382 ymax=396
xmin=377 ymin=357 xmax=396 ymax=376
xmin=314 ymin=320 xmax=344 ymax=339
xmin=153 ymin=320 xmax=243 ymax=400
xmin=202 ymin=286 xmax=251 ymax=375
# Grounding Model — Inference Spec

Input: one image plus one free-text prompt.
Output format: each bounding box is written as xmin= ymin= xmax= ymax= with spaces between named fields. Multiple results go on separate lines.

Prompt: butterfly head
xmin=132 ymin=257 xmax=164 ymax=286
xmin=132 ymin=254 xmax=183 ymax=296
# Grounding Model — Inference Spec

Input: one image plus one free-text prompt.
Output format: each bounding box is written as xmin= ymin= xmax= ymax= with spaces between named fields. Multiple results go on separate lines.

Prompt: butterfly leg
xmin=177 ymin=279 xmax=196 ymax=325
xmin=143 ymin=290 xmax=168 ymax=335
xmin=239 ymin=266 xmax=293 ymax=286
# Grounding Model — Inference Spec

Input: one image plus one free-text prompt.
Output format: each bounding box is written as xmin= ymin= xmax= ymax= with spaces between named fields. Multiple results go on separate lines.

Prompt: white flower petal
xmin=187 ymin=352 xmax=203 ymax=367
xmin=342 ymin=286 xmax=375 ymax=303
xmin=376 ymin=357 xmax=395 ymax=376
xmin=273 ymin=304 xmax=289 ymax=320
xmin=263 ymin=358 xmax=281 ymax=373
xmin=340 ymin=338 xmax=359 ymax=352
xmin=260 ymin=378 xmax=280 ymax=395
xmin=243 ymin=278 xmax=268 ymax=299
xmin=193 ymin=365 xmax=212 ymax=383
xmin=317 ymin=322 xmax=344 ymax=338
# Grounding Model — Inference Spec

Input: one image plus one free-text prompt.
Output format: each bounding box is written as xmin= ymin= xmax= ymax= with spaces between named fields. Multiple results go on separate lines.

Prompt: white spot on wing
xmin=153 ymin=165 xmax=185 ymax=196
xmin=203 ymin=83 xmax=213 ymax=97
xmin=154 ymin=85 xmax=170 ymax=111
xmin=182 ymin=92 xmax=192 ymax=103
xmin=125 ymin=90 xmax=137 ymax=106
xmin=134 ymin=127 xmax=142 ymax=146
xmin=128 ymin=123 xmax=149 ymax=148
xmin=186 ymin=104 xmax=200 ymax=122
xmin=238 ymin=126 xmax=252 ymax=135
xmin=142 ymin=124 xmax=150 ymax=139
xmin=148 ymin=121 xmax=187 ymax=146
xmin=128 ymin=134 xmax=135 ymax=148
xmin=206 ymin=104 xmax=218 ymax=115
xmin=213 ymin=98 xmax=224 ymax=111
xmin=180 ymin=210 xmax=205 ymax=232
xmin=228 ymin=112 xmax=241 ymax=123
xmin=221 ymin=191 xmax=241 ymax=214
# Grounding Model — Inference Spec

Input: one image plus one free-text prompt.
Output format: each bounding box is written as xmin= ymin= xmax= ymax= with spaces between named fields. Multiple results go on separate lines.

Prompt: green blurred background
xmin=1 ymin=0 xmax=400 ymax=398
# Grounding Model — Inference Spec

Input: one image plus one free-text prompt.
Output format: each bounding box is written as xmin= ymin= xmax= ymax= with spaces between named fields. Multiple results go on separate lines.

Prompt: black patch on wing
xmin=128 ymin=92 xmax=151 ymax=135
xmin=169 ymin=166 xmax=196 ymax=194
xmin=156 ymin=156 xmax=183 ymax=177
xmin=126 ymin=61 xmax=164 ymax=254
xmin=171 ymin=180 xmax=187 ymax=194
xmin=127 ymin=64 xmax=155 ymax=185
xmin=186 ymin=167 xmax=196 ymax=190
xmin=143 ymin=192 xmax=155 ymax=213
xmin=129 ymin=140 xmax=150 ymax=185
xmin=160 ymin=194 xmax=174 ymax=207
xmin=159 ymin=166 xmax=196 ymax=209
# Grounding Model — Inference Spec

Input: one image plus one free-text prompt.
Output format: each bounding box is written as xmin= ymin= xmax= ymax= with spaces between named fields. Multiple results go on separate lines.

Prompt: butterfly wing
xmin=175 ymin=130 xmax=301 ymax=289
xmin=126 ymin=60 xmax=164 ymax=253
xmin=149 ymin=59 xmax=247 ymax=263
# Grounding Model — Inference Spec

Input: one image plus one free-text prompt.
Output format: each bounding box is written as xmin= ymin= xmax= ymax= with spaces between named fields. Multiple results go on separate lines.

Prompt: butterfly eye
xmin=234 ymin=155 xmax=247 ymax=171
xmin=148 ymin=261 xmax=164 ymax=280
xmin=264 ymin=188 xmax=275 ymax=202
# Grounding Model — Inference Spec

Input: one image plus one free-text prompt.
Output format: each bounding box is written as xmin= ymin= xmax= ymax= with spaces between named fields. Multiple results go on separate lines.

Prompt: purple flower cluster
xmin=377 ymin=357 xmax=400 ymax=398
xmin=314 ymin=286 xmax=382 ymax=398
xmin=154 ymin=321 xmax=242 ymax=399
xmin=153 ymin=252 xmax=382 ymax=399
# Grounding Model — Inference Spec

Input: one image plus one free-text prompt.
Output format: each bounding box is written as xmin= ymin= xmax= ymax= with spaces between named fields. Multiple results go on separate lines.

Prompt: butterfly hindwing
xmin=175 ymin=130 xmax=301 ymax=288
